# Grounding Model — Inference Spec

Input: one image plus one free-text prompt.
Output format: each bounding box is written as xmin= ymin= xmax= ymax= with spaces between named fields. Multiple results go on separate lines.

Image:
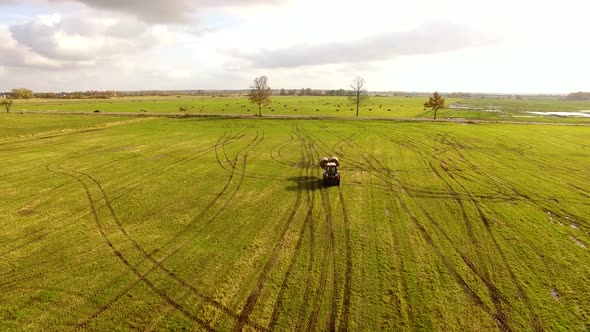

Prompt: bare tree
xmin=0 ymin=98 xmax=13 ymax=112
xmin=424 ymin=92 xmax=445 ymax=120
xmin=178 ymin=105 xmax=194 ymax=117
xmin=348 ymin=76 xmax=369 ymax=117
xmin=248 ymin=76 xmax=271 ymax=117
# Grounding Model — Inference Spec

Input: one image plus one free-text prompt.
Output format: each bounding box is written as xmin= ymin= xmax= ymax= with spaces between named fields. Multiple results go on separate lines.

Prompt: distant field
xmin=11 ymin=96 xmax=440 ymax=118
xmin=442 ymin=98 xmax=590 ymax=122
xmin=10 ymin=95 xmax=590 ymax=123
xmin=1 ymin=114 xmax=589 ymax=331
xmin=0 ymin=114 xmax=146 ymax=142
xmin=448 ymin=98 xmax=590 ymax=112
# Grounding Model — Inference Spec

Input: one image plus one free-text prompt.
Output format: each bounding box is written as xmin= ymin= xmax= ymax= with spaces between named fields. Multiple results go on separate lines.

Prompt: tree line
xmin=275 ymin=88 xmax=350 ymax=96
xmin=248 ymin=75 xmax=444 ymax=119
xmin=566 ymin=92 xmax=590 ymax=100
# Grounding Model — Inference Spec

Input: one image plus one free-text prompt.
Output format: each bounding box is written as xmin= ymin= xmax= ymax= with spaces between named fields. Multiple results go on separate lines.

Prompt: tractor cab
xmin=325 ymin=163 xmax=338 ymax=176
xmin=322 ymin=161 xmax=340 ymax=186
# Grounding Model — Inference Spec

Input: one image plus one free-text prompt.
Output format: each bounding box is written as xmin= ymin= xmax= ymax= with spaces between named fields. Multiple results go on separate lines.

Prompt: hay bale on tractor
xmin=328 ymin=156 xmax=339 ymax=166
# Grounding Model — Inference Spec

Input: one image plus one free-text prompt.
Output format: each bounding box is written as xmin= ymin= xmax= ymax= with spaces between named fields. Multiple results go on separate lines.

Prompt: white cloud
xmin=233 ymin=21 xmax=502 ymax=68
xmin=0 ymin=0 xmax=589 ymax=93
xmin=0 ymin=25 xmax=63 ymax=69
xmin=46 ymin=0 xmax=289 ymax=23
xmin=4 ymin=13 xmax=172 ymax=69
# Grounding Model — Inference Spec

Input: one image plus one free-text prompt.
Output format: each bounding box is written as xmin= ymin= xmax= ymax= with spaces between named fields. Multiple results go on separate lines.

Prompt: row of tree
xmin=2 ymin=89 xmax=211 ymax=99
xmin=566 ymin=92 xmax=590 ymax=100
xmin=248 ymin=75 xmax=445 ymax=119
xmin=3 ymin=88 xmax=34 ymax=99
xmin=1 ymin=78 xmax=446 ymax=118
xmin=275 ymin=88 xmax=354 ymax=96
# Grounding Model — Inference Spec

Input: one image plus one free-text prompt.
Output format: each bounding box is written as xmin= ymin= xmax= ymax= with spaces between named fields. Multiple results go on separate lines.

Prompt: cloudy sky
xmin=0 ymin=0 xmax=588 ymax=93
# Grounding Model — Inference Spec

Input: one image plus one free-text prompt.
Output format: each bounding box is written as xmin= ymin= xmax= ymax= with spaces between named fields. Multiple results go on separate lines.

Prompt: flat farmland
xmin=11 ymin=96 xmax=458 ymax=118
xmin=1 ymin=114 xmax=589 ymax=331
xmin=11 ymin=95 xmax=590 ymax=123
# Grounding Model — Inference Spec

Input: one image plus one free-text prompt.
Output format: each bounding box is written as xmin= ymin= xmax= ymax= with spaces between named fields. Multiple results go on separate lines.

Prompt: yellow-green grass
xmin=1 ymin=114 xmax=589 ymax=331
xmin=452 ymin=98 xmax=590 ymax=112
xmin=11 ymin=95 xmax=590 ymax=123
xmin=11 ymin=96 xmax=458 ymax=118
xmin=441 ymin=98 xmax=590 ymax=123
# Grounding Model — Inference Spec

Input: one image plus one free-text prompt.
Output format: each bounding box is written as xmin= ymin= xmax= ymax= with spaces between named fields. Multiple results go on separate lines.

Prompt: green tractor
xmin=319 ymin=156 xmax=340 ymax=186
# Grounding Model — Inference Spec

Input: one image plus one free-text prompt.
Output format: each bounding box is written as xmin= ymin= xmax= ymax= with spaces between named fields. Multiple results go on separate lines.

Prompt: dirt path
xmin=13 ymin=110 xmax=590 ymax=126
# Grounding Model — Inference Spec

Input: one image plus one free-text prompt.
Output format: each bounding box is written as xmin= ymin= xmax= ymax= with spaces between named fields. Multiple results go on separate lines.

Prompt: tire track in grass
xmin=396 ymin=161 xmax=510 ymax=322
xmin=383 ymin=196 xmax=418 ymax=331
xmin=321 ymin=127 xmax=419 ymax=329
xmin=438 ymin=133 xmax=558 ymax=331
xmin=233 ymin=129 xmax=308 ymax=331
xmin=232 ymin=128 xmax=282 ymax=181
xmin=441 ymin=134 xmax=588 ymax=229
xmin=222 ymin=125 xmax=254 ymax=169
xmin=430 ymin=164 xmax=513 ymax=324
xmin=47 ymin=127 xmax=267 ymax=330
xmin=568 ymin=183 xmax=590 ymax=199
xmin=329 ymin=128 xmax=513 ymax=331
xmin=269 ymin=127 xmax=317 ymax=331
xmin=392 ymin=180 xmax=513 ymax=332
xmin=8 ymin=128 xmax=211 ymax=223
xmin=412 ymin=142 xmax=513 ymax=320
xmin=477 ymin=210 xmax=542 ymax=332
xmin=215 ymin=124 xmax=232 ymax=170
xmin=299 ymin=128 xmax=339 ymax=332
xmin=0 ymin=228 xmax=46 ymax=252
xmin=80 ymin=151 xmax=265 ymax=331
xmin=269 ymin=132 xmax=296 ymax=167
xmin=0 ymin=132 xmax=222 ymax=259
xmin=0 ymin=145 xmax=136 ymax=255
xmin=82 ymin=129 xmax=265 ymax=330
xmin=305 ymin=129 xmax=344 ymax=332
xmin=369 ymin=130 xmax=500 ymax=200
xmin=371 ymin=129 xmax=516 ymax=330
xmin=406 ymin=158 xmax=514 ymax=323
xmin=46 ymin=166 xmax=215 ymax=331
xmin=267 ymin=179 xmax=317 ymax=331
xmin=0 ymin=118 xmax=150 ymax=151
xmin=396 ymin=136 xmax=528 ymax=331
xmin=39 ymin=126 xmax=234 ymax=242
xmin=27 ymin=127 xmax=239 ymax=242
xmin=337 ymin=187 xmax=352 ymax=332
xmin=437 ymin=134 xmax=545 ymax=331
xmin=330 ymin=130 xmax=363 ymax=158
xmin=316 ymin=179 xmax=337 ymax=332
xmin=0 ymin=232 xmax=50 ymax=258
xmin=0 ymin=248 xmax=112 ymax=290
xmin=106 ymin=129 xmax=243 ymax=197
xmin=292 ymin=128 xmax=320 ymax=332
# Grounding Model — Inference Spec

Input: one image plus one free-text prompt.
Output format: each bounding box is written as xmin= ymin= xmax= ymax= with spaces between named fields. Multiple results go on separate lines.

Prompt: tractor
xmin=319 ymin=156 xmax=340 ymax=186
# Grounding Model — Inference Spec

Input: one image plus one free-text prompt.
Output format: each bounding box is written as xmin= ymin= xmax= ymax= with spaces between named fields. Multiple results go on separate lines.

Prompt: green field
xmin=449 ymin=98 xmax=590 ymax=112
xmin=12 ymin=96 xmax=441 ymax=118
xmin=11 ymin=95 xmax=590 ymax=123
xmin=1 ymin=114 xmax=590 ymax=331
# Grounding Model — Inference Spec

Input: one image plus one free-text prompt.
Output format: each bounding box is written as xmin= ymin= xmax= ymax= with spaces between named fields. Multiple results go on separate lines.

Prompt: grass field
xmin=10 ymin=95 xmax=590 ymax=123
xmin=1 ymin=114 xmax=590 ymax=331
xmin=11 ymin=96 xmax=441 ymax=118
xmin=448 ymin=98 xmax=590 ymax=112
